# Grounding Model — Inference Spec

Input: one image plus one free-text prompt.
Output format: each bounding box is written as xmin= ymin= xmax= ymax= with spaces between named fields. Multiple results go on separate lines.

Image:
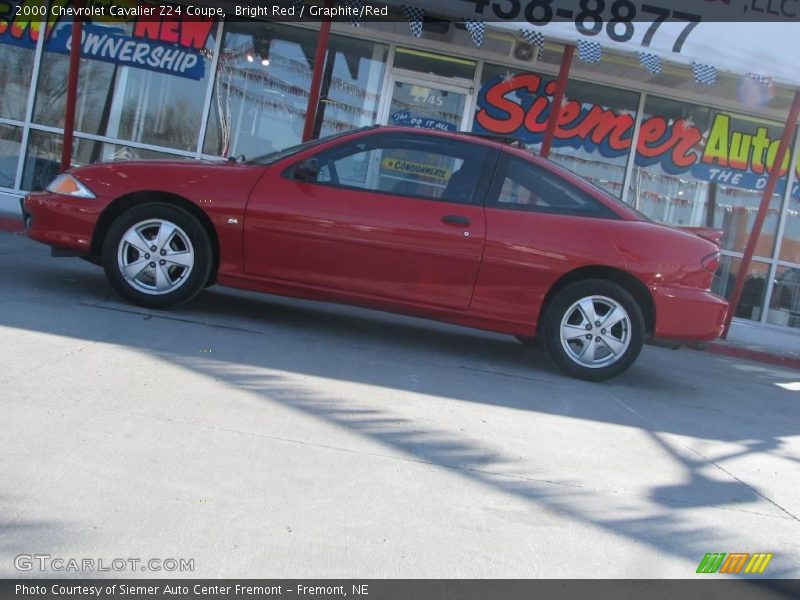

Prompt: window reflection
xmin=631 ymin=97 xmax=788 ymax=259
xmin=22 ymin=130 xmax=185 ymax=191
xmin=768 ymin=266 xmax=800 ymax=328
xmin=0 ymin=124 xmax=22 ymax=189
xmin=22 ymin=130 xmax=61 ymax=192
xmin=204 ymin=22 xmax=386 ymax=158
xmin=393 ymin=47 xmax=475 ymax=82
xmin=0 ymin=44 xmax=34 ymax=121
xmin=779 ymin=197 xmax=800 ymax=264
xmin=713 ymin=256 xmax=771 ymax=321
xmin=33 ymin=16 xmax=215 ymax=151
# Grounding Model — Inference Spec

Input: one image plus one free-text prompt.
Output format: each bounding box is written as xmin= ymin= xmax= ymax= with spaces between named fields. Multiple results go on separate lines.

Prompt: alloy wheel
xmin=559 ymin=295 xmax=632 ymax=369
xmin=117 ymin=219 xmax=195 ymax=295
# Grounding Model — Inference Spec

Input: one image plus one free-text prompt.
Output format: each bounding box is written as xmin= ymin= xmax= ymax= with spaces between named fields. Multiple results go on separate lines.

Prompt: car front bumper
xmin=652 ymin=285 xmax=728 ymax=342
xmin=22 ymin=193 xmax=101 ymax=255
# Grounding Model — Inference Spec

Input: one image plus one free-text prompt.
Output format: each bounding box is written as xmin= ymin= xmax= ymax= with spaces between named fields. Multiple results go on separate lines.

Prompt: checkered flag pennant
xmin=693 ymin=62 xmax=717 ymax=85
xmin=638 ymin=51 xmax=662 ymax=74
xmin=746 ymin=72 xmax=773 ymax=86
xmin=519 ymin=29 xmax=544 ymax=59
xmin=464 ymin=20 xmax=485 ymax=48
xmin=577 ymin=40 xmax=602 ymax=64
xmin=402 ymin=5 xmax=424 ymax=37
xmin=345 ymin=0 xmax=363 ymax=26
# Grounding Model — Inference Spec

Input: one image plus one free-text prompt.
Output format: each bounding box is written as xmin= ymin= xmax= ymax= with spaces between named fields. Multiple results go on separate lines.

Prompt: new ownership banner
xmin=48 ymin=23 xmax=205 ymax=80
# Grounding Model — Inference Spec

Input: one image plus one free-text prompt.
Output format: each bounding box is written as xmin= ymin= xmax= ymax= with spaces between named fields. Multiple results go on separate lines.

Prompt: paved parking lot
xmin=1 ymin=229 xmax=799 ymax=578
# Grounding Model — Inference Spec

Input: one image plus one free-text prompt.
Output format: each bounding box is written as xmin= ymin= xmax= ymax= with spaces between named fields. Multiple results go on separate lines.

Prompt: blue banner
xmin=0 ymin=26 xmax=37 ymax=50
xmin=45 ymin=24 xmax=205 ymax=80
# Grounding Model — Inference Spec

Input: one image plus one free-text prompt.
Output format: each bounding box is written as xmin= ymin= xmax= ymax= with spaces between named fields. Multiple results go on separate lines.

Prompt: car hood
xmin=67 ymin=159 xmax=267 ymax=201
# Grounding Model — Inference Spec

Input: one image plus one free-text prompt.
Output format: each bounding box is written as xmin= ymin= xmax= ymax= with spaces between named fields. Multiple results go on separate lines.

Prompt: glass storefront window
xmin=393 ymin=47 xmax=475 ymax=82
xmin=472 ymin=64 xmax=639 ymax=198
xmin=768 ymin=265 xmax=800 ymax=328
xmin=0 ymin=0 xmax=38 ymax=122
xmin=71 ymin=138 xmax=188 ymax=165
xmin=779 ymin=195 xmax=800 ymax=264
xmin=22 ymin=129 xmax=185 ymax=191
xmin=22 ymin=129 xmax=60 ymax=192
xmin=204 ymin=22 xmax=386 ymax=159
xmin=716 ymin=188 xmax=783 ymax=256
xmin=0 ymin=42 xmax=35 ymax=121
xmin=32 ymin=10 xmax=217 ymax=151
xmin=550 ymin=79 xmax=639 ymax=198
xmin=0 ymin=124 xmax=22 ymax=189
xmin=631 ymin=96 xmax=789 ymax=259
xmin=713 ymin=256 xmax=772 ymax=322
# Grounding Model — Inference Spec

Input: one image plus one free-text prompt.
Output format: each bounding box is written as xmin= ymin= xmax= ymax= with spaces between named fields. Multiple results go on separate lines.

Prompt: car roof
xmin=365 ymin=125 xmax=524 ymax=150
xmin=361 ymin=126 xmax=555 ymax=167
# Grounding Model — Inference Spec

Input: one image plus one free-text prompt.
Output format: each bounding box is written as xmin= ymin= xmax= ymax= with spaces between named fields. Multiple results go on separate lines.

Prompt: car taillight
xmin=701 ymin=251 xmax=720 ymax=274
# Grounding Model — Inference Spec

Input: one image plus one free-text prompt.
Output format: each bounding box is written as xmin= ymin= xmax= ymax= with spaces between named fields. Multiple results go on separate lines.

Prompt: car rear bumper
xmin=22 ymin=193 xmax=99 ymax=255
xmin=652 ymin=285 xmax=728 ymax=342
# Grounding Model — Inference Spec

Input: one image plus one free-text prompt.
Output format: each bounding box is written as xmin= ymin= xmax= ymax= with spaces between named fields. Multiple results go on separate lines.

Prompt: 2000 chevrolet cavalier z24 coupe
xmin=23 ymin=126 xmax=728 ymax=380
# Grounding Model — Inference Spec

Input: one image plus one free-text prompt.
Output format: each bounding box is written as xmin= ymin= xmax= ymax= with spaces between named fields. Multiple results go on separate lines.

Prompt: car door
xmin=243 ymin=131 xmax=497 ymax=309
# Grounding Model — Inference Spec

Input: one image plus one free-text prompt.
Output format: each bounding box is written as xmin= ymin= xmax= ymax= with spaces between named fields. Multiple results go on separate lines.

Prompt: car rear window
xmin=492 ymin=156 xmax=617 ymax=218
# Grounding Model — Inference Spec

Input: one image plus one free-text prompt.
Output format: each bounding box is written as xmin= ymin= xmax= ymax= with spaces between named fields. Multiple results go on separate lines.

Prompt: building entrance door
xmin=379 ymin=74 xmax=473 ymax=132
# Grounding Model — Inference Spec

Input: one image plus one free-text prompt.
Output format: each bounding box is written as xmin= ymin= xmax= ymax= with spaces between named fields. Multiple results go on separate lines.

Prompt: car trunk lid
xmin=675 ymin=226 xmax=723 ymax=246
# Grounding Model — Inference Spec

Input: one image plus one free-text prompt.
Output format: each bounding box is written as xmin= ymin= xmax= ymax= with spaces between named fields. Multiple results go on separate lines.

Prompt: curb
xmin=0 ymin=216 xmax=22 ymax=233
xmin=700 ymin=342 xmax=800 ymax=371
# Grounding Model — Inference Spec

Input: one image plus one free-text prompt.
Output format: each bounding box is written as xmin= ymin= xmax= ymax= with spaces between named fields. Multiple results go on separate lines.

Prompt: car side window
xmin=289 ymin=134 xmax=489 ymax=204
xmin=493 ymin=156 xmax=616 ymax=218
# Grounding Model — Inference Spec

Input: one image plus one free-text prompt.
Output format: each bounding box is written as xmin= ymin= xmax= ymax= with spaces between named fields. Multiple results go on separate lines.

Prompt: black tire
xmin=541 ymin=279 xmax=644 ymax=381
xmin=102 ymin=203 xmax=212 ymax=309
xmin=515 ymin=335 xmax=541 ymax=348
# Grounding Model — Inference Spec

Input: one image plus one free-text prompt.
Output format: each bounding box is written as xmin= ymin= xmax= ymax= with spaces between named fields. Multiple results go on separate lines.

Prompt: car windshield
xmin=247 ymin=127 xmax=376 ymax=165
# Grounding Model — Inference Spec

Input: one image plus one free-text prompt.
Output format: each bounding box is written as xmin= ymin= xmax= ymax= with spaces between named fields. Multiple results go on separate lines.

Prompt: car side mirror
xmin=292 ymin=158 xmax=320 ymax=182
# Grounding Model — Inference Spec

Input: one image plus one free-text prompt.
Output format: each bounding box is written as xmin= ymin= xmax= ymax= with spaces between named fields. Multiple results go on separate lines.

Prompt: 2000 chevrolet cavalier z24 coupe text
xmin=22 ymin=126 xmax=728 ymax=380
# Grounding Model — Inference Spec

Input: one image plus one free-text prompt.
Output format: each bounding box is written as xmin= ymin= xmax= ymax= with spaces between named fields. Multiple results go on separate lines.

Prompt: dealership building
xmin=1 ymin=0 xmax=799 ymax=339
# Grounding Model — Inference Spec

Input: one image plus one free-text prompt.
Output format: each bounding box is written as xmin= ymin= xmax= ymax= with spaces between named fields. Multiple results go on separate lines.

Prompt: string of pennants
xmin=285 ymin=1 xmax=776 ymax=88
xmin=216 ymin=78 xmax=375 ymax=134
xmin=220 ymin=47 xmax=383 ymax=102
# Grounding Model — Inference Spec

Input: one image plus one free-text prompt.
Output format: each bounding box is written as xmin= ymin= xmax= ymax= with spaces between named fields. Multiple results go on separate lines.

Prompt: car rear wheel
xmin=102 ymin=204 xmax=212 ymax=309
xmin=541 ymin=279 xmax=644 ymax=381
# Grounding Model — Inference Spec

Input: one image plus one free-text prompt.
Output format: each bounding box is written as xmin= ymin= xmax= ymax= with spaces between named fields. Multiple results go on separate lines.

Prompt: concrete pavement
xmin=1 ymin=230 xmax=799 ymax=578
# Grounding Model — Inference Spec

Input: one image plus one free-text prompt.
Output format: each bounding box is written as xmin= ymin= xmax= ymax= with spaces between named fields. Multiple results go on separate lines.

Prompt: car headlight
xmin=45 ymin=173 xmax=96 ymax=199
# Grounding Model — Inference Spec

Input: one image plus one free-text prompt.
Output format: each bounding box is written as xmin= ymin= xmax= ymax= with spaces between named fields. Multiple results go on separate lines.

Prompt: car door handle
xmin=441 ymin=215 xmax=471 ymax=227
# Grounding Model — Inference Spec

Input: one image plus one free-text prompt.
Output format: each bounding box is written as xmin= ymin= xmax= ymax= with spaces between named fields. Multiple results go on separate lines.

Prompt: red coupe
xmin=22 ymin=126 xmax=727 ymax=380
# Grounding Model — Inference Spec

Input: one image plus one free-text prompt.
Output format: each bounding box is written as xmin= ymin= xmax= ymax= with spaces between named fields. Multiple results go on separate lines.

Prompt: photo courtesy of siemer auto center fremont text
xmin=1 ymin=0 xmax=800 ymax=596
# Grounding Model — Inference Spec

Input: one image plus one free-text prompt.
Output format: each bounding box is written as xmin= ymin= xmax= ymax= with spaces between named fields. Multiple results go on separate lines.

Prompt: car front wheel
xmin=542 ymin=279 xmax=644 ymax=381
xmin=102 ymin=203 xmax=212 ymax=309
